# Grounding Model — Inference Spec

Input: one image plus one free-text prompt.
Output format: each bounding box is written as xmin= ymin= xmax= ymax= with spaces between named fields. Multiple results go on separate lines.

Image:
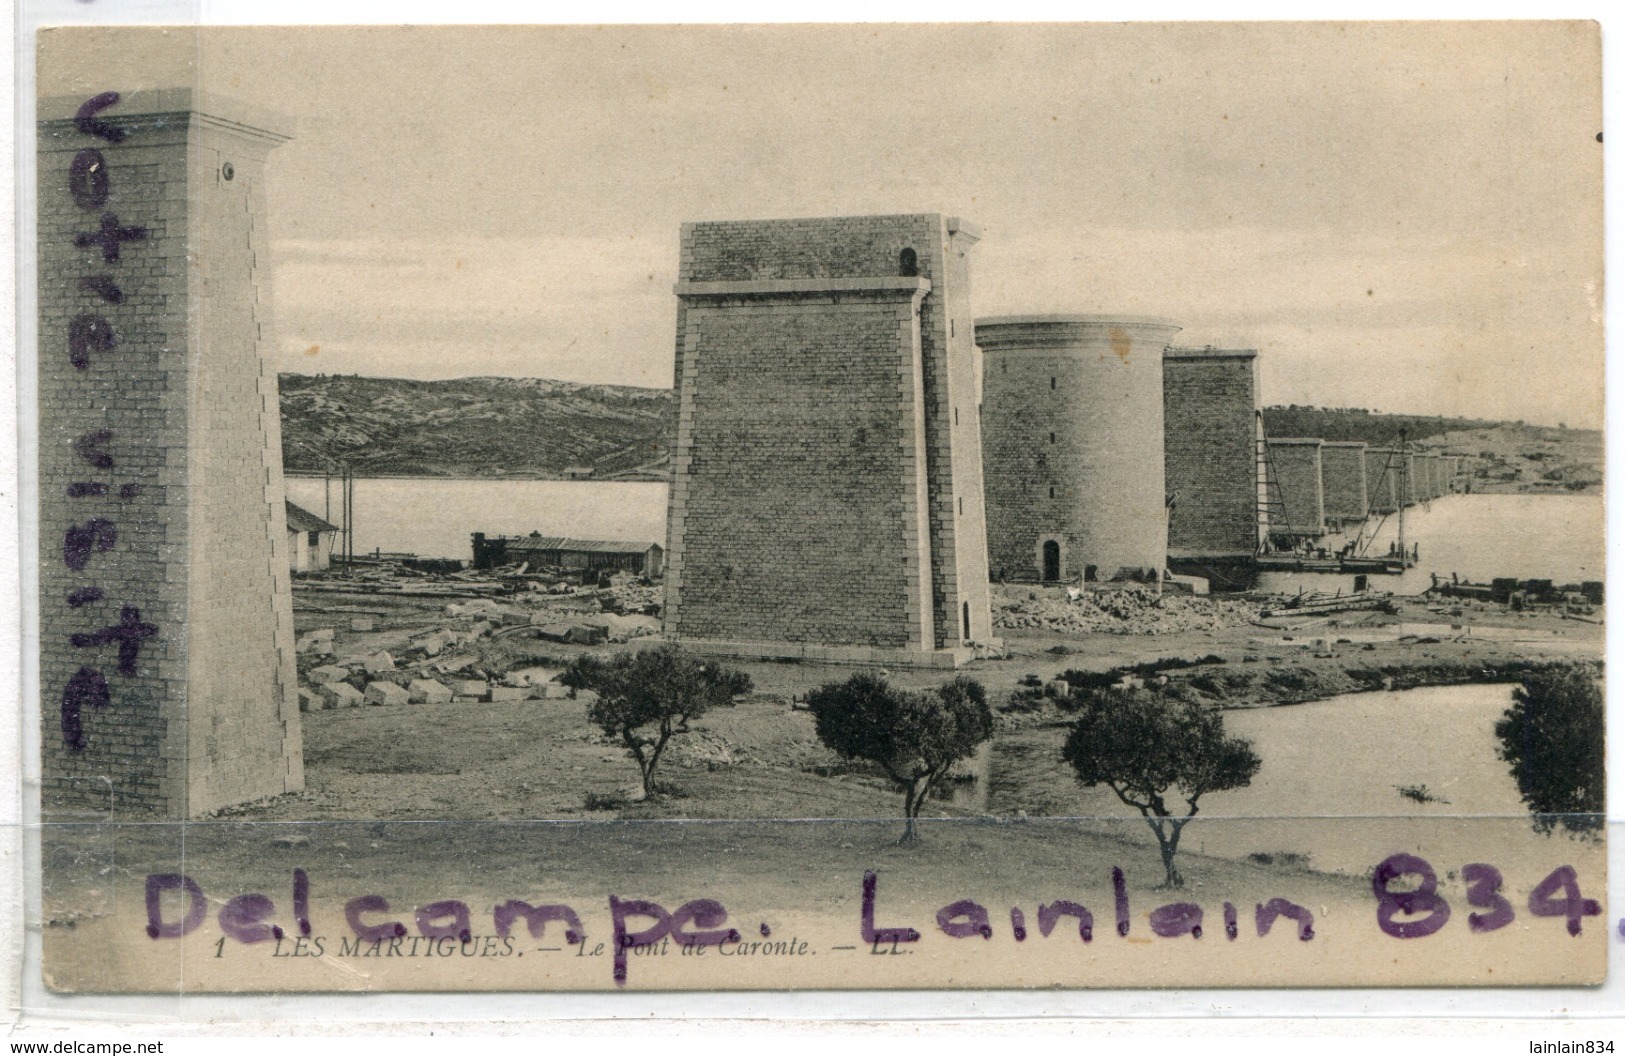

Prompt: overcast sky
xmin=41 ymin=22 xmax=1604 ymax=426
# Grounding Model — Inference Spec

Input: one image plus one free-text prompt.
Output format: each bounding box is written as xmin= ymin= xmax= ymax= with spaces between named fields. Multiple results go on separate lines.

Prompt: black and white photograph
xmin=25 ymin=20 xmax=1607 ymax=994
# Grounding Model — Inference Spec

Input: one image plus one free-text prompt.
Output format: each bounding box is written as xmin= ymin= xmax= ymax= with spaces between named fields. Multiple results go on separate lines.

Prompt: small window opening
xmin=954 ymin=407 xmax=960 ymax=426
xmin=1085 ymin=564 xmax=1099 ymax=583
xmin=307 ymin=531 xmax=320 ymax=546
xmin=1049 ymin=431 xmax=1056 ymax=444
xmin=1050 ymin=376 xmax=1057 ymax=390
xmin=958 ymin=497 xmax=964 ymax=515
xmin=1048 ymin=485 xmax=1056 ymax=499
xmin=899 ymin=248 xmax=918 ymax=277
xmin=962 ymin=601 xmax=971 ymax=640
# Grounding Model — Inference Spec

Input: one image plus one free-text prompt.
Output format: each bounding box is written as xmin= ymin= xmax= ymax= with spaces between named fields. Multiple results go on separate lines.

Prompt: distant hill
xmin=1263 ymin=405 xmax=1601 ymax=494
xmin=278 ymin=374 xmax=675 ymax=480
xmin=278 ymin=378 xmax=1598 ymax=493
xmin=1261 ymin=405 xmax=1496 ymax=446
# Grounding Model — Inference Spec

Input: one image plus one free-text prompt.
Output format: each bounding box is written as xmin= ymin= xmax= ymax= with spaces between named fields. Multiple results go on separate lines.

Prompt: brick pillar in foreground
xmin=38 ymin=89 xmax=302 ymax=818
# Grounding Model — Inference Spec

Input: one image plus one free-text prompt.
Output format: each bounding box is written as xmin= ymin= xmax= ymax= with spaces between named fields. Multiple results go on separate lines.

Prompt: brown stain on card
xmin=1108 ymin=326 xmax=1132 ymax=363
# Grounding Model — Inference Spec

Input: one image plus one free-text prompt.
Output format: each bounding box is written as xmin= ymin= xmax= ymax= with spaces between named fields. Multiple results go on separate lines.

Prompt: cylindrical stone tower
xmin=978 ymin=315 xmax=1181 ymax=583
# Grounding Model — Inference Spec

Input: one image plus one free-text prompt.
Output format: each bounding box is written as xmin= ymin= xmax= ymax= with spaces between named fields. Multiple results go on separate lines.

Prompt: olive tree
xmin=1495 ymin=665 xmax=1604 ymax=836
xmin=1063 ymin=689 xmax=1260 ymax=887
xmin=576 ymin=645 xmax=751 ymax=800
xmin=808 ymin=674 xmax=993 ymax=845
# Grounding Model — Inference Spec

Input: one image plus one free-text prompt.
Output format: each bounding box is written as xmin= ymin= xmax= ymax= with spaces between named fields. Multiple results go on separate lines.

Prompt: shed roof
xmin=285 ymin=500 xmax=339 ymax=533
xmin=505 ymin=535 xmax=661 ymax=555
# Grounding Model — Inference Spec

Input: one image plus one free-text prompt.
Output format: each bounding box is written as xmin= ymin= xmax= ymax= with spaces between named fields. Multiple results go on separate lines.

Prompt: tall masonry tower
xmin=1162 ymin=346 xmax=1264 ymax=586
xmin=37 ymin=90 xmax=303 ymax=818
xmin=664 ymin=214 xmax=993 ymax=667
xmin=978 ymin=316 xmax=1180 ymax=583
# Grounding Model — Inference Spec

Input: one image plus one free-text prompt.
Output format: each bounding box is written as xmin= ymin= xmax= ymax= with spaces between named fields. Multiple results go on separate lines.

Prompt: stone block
xmin=350 ymin=616 xmax=376 ymax=632
xmin=411 ymin=634 xmax=446 ymax=657
xmin=320 ymin=682 xmax=364 ymax=709
xmin=408 ymin=679 xmax=454 ymax=705
xmin=307 ymin=664 xmax=350 ymax=686
xmin=362 ymin=652 xmax=396 ymax=674
xmin=297 ymin=688 xmax=323 ymax=713
xmin=364 ymin=681 xmax=410 ymax=707
xmin=488 ymin=686 xmax=525 ymax=703
xmin=566 ymin=624 xmax=608 ymax=645
xmin=455 ymin=679 xmax=488 ymax=698
xmin=296 ymin=628 xmax=335 ymax=652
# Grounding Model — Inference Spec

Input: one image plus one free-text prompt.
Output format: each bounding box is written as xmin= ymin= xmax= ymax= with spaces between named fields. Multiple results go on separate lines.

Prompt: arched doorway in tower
xmin=1042 ymin=540 xmax=1062 ymax=582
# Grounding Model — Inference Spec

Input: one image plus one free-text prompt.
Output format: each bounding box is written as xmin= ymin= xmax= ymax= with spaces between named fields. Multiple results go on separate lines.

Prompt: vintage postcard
xmin=28 ymin=22 xmax=1606 ymax=993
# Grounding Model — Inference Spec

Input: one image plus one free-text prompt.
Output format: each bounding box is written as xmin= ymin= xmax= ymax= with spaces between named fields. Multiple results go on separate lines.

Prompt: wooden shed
xmin=286 ymin=500 xmax=341 ymax=573
xmin=478 ymin=533 xmax=664 ymax=576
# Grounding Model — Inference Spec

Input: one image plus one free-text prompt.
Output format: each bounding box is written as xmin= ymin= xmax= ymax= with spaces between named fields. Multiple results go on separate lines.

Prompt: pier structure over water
xmin=1320 ymin=441 xmax=1369 ymax=529
xmin=1162 ymin=346 xmax=1264 ymax=590
xmin=1264 ymin=437 xmax=1326 ymax=542
xmin=1424 ymin=452 xmax=1445 ymax=500
xmin=1366 ymin=448 xmax=1401 ymax=514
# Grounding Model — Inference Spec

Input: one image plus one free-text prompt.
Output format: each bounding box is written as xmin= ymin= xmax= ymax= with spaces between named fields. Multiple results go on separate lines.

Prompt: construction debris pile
xmin=290 ymin=560 xmax=665 ymax=713
xmin=291 ymin=619 xmax=602 ymax=714
xmin=992 ymin=584 xmax=1256 ymax=636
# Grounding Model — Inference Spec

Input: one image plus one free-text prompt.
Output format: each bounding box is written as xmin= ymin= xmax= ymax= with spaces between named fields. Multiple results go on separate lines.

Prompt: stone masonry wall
xmin=37 ymin=91 xmax=301 ymax=818
xmin=1162 ymin=350 xmax=1259 ymax=558
xmin=980 ymin=317 xmax=1177 ymax=581
xmin=1320 ymin=441 xmax=1368 ymax=525
xmin=667 ymin=294 xmax=932 ymax=648
xmin=1265 ymin=439 xmax=1325 ymax=536
xmin=931 ymin=222 xmax=993 ymax=643
xmin=1366 ymin=449 xmax=1400 ymax=514
xmin=184 ymin=117 xmax=303 ymax=813
xmin=666 ymin=215 xmax=991 ymax=657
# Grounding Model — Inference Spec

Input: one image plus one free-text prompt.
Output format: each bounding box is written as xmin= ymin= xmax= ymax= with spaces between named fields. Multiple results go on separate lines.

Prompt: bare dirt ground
xmin=41 ymin=577 xmax=1598 ymax=936
xmin=252 ymin=579 xmax=1601 ymax=836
